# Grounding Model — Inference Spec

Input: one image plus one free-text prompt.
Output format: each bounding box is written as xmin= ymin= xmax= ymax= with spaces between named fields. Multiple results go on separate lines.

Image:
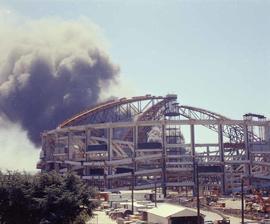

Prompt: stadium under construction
xmin=37 ymin=94 xmax=270 ymax=195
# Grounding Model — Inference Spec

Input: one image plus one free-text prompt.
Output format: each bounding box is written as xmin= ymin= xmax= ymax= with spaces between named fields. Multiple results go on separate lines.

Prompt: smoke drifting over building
xmin=0 ymin=19 xmax=120 ymax=146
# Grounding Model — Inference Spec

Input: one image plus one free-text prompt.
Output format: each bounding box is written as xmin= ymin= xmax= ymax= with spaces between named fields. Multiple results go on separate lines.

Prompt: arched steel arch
xmin=179 ymin=105 xmax=261 ymax=143
xmin=59 ymin=95 xmax=172 ymax=128
xmin=59 ymin=95 xmax=260 ymax=143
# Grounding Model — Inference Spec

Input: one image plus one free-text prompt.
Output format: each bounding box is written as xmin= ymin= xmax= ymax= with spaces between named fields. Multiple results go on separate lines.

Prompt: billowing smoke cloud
xmin=0 ymin=18 xmax=120 ymax=146
xmin=0 ymin=115 xmax=39 ymax=172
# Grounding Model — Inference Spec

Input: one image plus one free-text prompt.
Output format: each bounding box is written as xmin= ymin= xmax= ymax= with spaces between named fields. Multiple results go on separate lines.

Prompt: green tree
xmin=0 ymin=171 xmax=98 ymax=224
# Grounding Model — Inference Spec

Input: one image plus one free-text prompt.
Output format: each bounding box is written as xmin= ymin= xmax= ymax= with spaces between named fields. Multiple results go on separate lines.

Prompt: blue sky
xmin=1 ymin=0 xmax=269 ymax=119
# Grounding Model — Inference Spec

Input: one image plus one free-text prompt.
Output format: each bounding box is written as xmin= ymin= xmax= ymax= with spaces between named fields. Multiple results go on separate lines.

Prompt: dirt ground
xmin=87 ymin=211 xmax=117 ymax=224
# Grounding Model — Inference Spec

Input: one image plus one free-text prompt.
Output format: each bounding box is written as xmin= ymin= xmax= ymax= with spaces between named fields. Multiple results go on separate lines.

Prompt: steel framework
xmin=38 ymin=94 xmax=270 ymax=195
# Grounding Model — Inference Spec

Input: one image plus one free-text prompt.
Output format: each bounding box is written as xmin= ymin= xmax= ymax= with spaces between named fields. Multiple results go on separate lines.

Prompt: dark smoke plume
xmin=0 ymin=18 xmax=119 ymax=146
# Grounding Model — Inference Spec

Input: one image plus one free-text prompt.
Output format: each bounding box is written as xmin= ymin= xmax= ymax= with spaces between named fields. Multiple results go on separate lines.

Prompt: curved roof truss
xmin=58 ymin=95 xmax=261 ymax=143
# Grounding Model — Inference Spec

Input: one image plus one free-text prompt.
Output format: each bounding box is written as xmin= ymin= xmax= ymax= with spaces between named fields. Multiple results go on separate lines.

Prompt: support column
xmin=244 ymin=124 xmax=251 ymax=184
xmin=162 ymin=124 xmax=167 ymax=197
xmin=190 ymin=124 xmax=196 ymax=196
xmin=85 ymin=128 xmax=89 ymax=153
xmin=84 ymin=129 xmax=91 ymax=176
xmin=52 ymin=133 xmax=58 ymax=172
xmin=68 ymin=132 xmax=72 ymax=160
xmin=67 ymin=131 xmax=73 ymax=172
xmin=133 ymin=125 xmax=138 ymax=187
xmin=80 ymin=129 xmax=87 ymax=176
xmin=85 ymin=129 xmax=90 ymax=161
xmin=218 ymin=124 xmax=225 ymax=194
xmin=107 ymin=127 xmax=113 ymax=189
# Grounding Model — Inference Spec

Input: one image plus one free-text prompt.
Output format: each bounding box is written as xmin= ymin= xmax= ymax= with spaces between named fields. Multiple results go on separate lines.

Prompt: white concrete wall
xmin=147 ymin=213 xmax=168 ymax=224
xmin=108 ymin=193 xmax=126 ymax=202
xmin=108 ymin=191 xmax=158 ymax=202
xmin=126 ymin=204 xmax=142 ymax=213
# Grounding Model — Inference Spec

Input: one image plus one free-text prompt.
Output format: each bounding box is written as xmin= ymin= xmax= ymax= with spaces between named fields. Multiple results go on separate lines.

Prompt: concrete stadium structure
xmin=37 ymin=94 xmax=270 ymax=195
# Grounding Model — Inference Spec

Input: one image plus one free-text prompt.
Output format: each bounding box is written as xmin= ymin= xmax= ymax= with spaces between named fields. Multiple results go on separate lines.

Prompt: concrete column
xmin=83 ymin=129 xmax=90 ymax=176
xmin=162 ymin=124 xmax=167 ymax=197
xmin=67 ymin=131 xmax=73 ymax=172
xmin=133 ymin=125 xmax=138 ymax=185
xmin=218 ymin=124 xmax=225 ymax=194
xmin=107 ymin=127 xmax=113 ymax=189
xmin=107 ymin=127 xmax=113 ymax=163
xmin=190 ymin=124 xmax=196 ymax=196
xmin=85 ymin=128 xmax=89 ymax=152
xmin=68 ymin=131 xmax=72 ymax=160
xmin=244 ymin=124 xmax=251 ymax=180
